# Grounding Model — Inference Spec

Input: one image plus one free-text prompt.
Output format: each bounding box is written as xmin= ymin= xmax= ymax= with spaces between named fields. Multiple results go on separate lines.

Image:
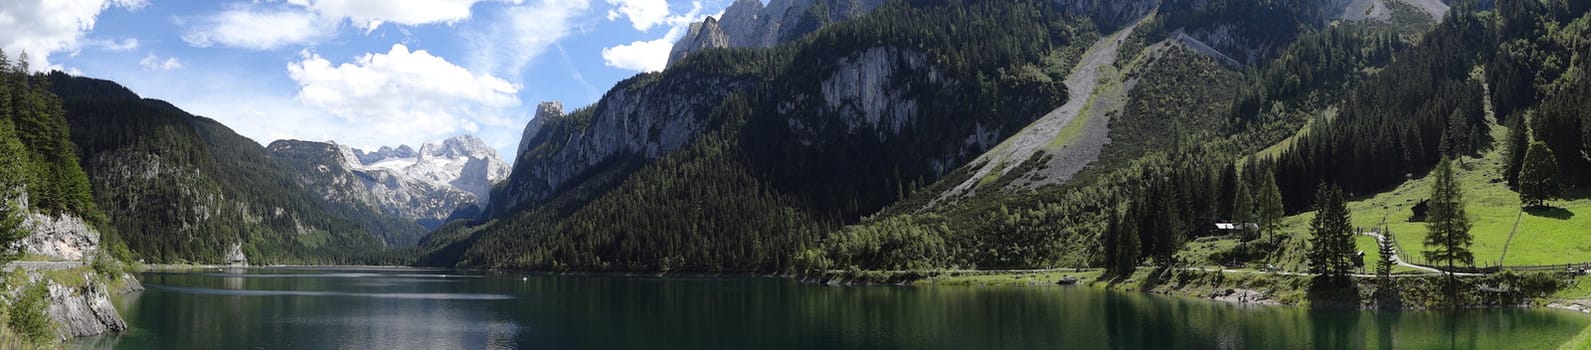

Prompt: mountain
xmin=45 ymin=73 xmax=390 ymax=264
xmin=0 ymin=59 xmax=122 ymax=263
xmin=268 ymin=135 xmax=510 ymax=231
xmin=439 ymin=0 xmax=1128 ymax=271
xmin=668 ymin=0 xmax=885 ymax=65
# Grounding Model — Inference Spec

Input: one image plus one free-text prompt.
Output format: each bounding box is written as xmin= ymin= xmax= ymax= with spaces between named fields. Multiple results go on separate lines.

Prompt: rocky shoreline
xmin=42 ymin=271 xmax=142 ymax=339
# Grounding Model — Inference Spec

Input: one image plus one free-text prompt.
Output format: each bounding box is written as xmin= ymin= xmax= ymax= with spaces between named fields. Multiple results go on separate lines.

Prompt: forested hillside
xmin=47 ymin=74 xmax=391 ymax=264
xmin=823 ymin=0 xmax=1591 ymax=276
xmin=0 ymin=50 xmax=123 ymax=260
xmin=431 ymin=0 xmax=1098 ymax=271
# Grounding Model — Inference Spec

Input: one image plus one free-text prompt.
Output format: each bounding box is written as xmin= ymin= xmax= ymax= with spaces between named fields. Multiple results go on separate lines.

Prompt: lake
xmin=71 ymin=267 xmax=1591 ymax=349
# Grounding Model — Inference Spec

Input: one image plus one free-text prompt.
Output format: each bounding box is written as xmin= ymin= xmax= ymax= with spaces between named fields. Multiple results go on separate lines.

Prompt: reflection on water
xmin=72 ymin=268 xmax=1591 ymax=350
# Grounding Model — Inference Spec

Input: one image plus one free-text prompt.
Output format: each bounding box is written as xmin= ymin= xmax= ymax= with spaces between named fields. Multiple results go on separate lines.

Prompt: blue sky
xmin=0 ymin=0 xmax=737 ymax=160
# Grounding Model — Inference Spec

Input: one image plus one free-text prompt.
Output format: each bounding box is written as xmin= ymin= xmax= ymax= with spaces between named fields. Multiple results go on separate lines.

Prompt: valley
xmin=3 ymin=0 xmax=1591 ymax=348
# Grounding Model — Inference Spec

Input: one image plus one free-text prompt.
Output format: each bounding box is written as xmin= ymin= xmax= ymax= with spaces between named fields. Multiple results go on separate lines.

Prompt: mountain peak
xmin=517 ymin=101 xmax=565 ymax=159
xmin=419 ymin=134 xmax=498 ymax=161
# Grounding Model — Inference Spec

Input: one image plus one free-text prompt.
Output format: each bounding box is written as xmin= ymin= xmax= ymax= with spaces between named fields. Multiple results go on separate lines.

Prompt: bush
xmin=825 ymin=215 xmax=949 ymax=271
xmin=7 ymin=283 xmax=54 ymax=342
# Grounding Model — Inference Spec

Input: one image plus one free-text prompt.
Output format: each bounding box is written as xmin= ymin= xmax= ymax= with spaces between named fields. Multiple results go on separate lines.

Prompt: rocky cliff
xmin=495 ymin=72 xmax=756 ymax=214
xmin=43 ymin=274 xmax=140 ymax=339
xmin=10 ymin=190 xmax=101 ymax=261
xmin=668 ymin=0 xmax=885 ymax=65
xmin=268 ymin=135 xmax=510 ymax=231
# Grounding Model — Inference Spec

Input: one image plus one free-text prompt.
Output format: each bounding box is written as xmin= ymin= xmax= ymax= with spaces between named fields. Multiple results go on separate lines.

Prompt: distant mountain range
xmin=268 ymin=135 xmax=510 ymax=231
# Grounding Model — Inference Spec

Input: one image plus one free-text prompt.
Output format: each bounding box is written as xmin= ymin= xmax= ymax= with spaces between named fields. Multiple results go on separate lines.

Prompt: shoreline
xmin=124 ymin=263 xmax=1591 ymax=314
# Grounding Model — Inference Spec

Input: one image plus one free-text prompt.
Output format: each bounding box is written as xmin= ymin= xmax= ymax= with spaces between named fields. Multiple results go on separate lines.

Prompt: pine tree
xmin=1504 ymin=112 xmax=1531 ymax=187
xmin=1518 ymin=141 xmax=1562 ymax=208
xmin=1118 ymin=210 xmax=1140 ymax=275
xmin=1376 ymin=228 xmax=1397 ymax=279
xmin=1102 ymin=205 xmax=1141 ymax=277
xmin=1424 ymin=157 xmax=1473 ymax=298
xmin=1375 ymin=227 xmax=1398 ymax=303
xmin=1102 ymin=207 xmax=1121 ymax=275
xmin=1256 ymin=168 xmax=1285 ymax=243
xmin=1231 ymin=175 xmax=1257 ymax=240
xmin=1218 ymin=163 xmax=1239 ymax=220
xmin=1444 ymin=109 xmax=1472 ymax=157
xmin=1307 ymin=183 xmax=1353 ymax=285
xmin=0 ymin=115 xmax=30 ymax=263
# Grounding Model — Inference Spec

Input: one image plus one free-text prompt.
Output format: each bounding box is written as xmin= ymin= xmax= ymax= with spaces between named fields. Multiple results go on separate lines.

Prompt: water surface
xmin=73 ymin=267 xmax=1591 ymax=349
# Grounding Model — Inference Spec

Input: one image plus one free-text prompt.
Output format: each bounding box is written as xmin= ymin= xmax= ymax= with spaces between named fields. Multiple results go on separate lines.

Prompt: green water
xmin=71 ymin=267 xmax=1591 ymax=349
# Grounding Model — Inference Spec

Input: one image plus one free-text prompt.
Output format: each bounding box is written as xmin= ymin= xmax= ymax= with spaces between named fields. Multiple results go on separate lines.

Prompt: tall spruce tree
xmin=1423 ymin=157 xmax=1473 ymax=298
xmin=1232 ymin=175 xmax=1257 ymax=241
xmin=1307 ymin=183 xmax=1354 ymax=284
xmin=1375 ymin=227 xmax=1398 ymax=303
xmin=1504 ymin=112 xmax=1531 ymax=187
xmin=1518 ymin=141 xmax=1562 ymax=208
xmin=1376 ymin=228 xmax=1397 ymax=279
xmin=0 ymin=113 xmax=30 ymax=263
xmin=1444 ymin=109 xmax=1473 ymax=157
xmin=1103 ymin=206 xmax=1140 ymax=276
xmin=1117 ymin=203 xmax=1141 ymax=275
xmin=1256 ymin=169 xmax=1285 ymax=243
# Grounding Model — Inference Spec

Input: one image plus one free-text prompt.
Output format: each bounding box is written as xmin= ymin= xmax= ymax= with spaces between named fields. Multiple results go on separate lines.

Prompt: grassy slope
xmin=1564 ymin=323 xmax=1591 ymax=350
xmin=1270 ymin=118 xmax=1591 ymax=269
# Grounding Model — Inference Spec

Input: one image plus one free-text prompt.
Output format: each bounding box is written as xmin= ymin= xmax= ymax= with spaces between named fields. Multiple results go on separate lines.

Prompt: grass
xmin=1277 ymin=120 xmax=1591 ymax=269
xmin=1553 ymin=275 xmax=1591 ymax=300
xmin=1564 ymin=324 xmax=1591 ymax=350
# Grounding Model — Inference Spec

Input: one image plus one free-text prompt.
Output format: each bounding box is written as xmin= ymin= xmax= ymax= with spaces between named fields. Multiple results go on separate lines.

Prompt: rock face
xmin=10 ymin=190 xmax=101 ymax=261
xmin=223 ymin=242 xmax=248 ymax=266
xmin=668 ymin=0 xmax=885 ymax=65
xmin=267 ymin=135 xmax=510 ymax=230
xmin=45 ymin=278 xmax=127 ymax=339
xmin=667 ymin=0 xmax=1165 ymax=65
xmin=496 ymin=72 xmax=756 ymax=214
xmin=19 ymin=213 xmax=100 ymax=261
xmin=814 ymin=47 xmax=941 ymax=137
xmin=516 ymin=102 xmax=563 ymax=159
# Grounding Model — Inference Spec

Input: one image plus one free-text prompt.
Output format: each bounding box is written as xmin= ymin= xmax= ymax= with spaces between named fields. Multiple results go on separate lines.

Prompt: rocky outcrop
xmin=667 ymin=0 xmax=1165 ymax=66
xmin=668 ymin=0 xmax=884 ymax=65
xmin=800 ymin=47 xmax=947 ymax=139
xmin=497 ymin=72 xmax=755 ymax=213
xmin=19 ymin=213 xmax=100 ymax=261
xmin=10 ymin=189 xmax=101 ymax=261
xmin=267 ymin=135 xmax=510 ymax=230
xmin=223 ymin=242 xmax=248 ymax=266
xmin=45 ymin=278 xmax=127 ymax=339
xmin=516 ymin=102 xmax=563 ymax=159
xmin=354 ymin=145 xmax=416 ymax=165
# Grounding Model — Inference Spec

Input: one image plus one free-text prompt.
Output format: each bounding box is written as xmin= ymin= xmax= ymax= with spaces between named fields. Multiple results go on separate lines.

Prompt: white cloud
xmin=139 ymin=53 xmax=182 ymax=70
xmin=184 ymin=0 xmax=512 ymax=50
xmin=288 ymin=0 xmax=495 ymax=31
xmin=182 ymin=6 xmax=335 ymax=50
xmin=0 ymin=0 xmax=146 ymax=71
xmin=600 ymin=36 xmax=674 ymax=72
xmin=89 ymin=37 xmax=139 ymax=51
xmin=599 ymin=1 xmax=706 ymax=72
xmin=605 ymin=0 xmax=669 ymax=31
xmin=287 ymin=44 xmax=521 ymax=142
xmin=467 ymin=0 xmax=591 ymax=76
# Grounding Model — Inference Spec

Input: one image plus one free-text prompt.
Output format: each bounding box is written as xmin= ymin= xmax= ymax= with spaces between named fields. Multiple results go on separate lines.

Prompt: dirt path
xmin=933 ymin=17 xmax=1144 ymax=205
xmin=1360 ymin=231 xmax=1484 ymax=276
xmin=2 ymin=260 xmax=86 ymax=272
